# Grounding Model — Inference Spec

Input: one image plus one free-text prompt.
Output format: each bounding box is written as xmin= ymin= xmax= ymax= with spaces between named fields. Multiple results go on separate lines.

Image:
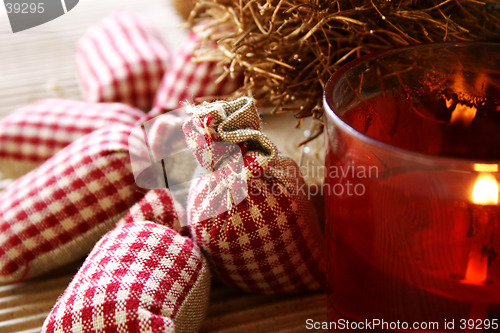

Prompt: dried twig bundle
xmin=190 ymin=0 xmax=499 ymax=138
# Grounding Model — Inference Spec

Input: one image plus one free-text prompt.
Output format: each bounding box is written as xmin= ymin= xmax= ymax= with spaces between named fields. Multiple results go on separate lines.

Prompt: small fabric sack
xmin=41 ymin=221 xmax=210 ymax=333
xmin=0 ymin=99 xmax=143 ymax=179
xmin=151 ymin=29 xmax=242 ymax=116
xmin=183 ymin=97 xmax=325 ymax=294
xmin=76 ymin=12 xmax=170 ymax=110
xmin=0 ymin=125 xmax=144 ymax=283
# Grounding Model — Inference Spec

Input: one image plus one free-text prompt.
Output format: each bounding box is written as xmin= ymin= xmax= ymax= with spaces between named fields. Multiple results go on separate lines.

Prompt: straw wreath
xmin=189 ymin=0 xmax=500 ymax=141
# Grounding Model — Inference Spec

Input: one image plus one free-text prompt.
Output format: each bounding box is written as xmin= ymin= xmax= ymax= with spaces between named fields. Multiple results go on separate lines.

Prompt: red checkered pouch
xmin=41 ymin=221 xmax=210 ymax=333
xmin=76 ymin=12 xmax=170 ymax=111
xmin=0 ymin=99 xmax=143 ymax=180
xmin=183 ymin=97 xmax=325 ymax=294
xmin=0 ymin=125 xmax=144 ymax=283
xmin=151 ymin=29 xmax=242 ymax=116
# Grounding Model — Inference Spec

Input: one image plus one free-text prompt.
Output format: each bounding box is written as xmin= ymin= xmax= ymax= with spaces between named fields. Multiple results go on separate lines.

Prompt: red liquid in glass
xmin=326 ymin=92 xmax=500 ymax=332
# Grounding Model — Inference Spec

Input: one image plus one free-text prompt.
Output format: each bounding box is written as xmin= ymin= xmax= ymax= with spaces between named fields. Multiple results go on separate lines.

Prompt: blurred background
xmin=0 ymin=0 xmax=186 ymax=116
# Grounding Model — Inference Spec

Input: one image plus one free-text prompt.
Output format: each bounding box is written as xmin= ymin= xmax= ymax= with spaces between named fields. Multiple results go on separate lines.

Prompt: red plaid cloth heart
xmin=76 ymin=12 xmax=170 ymax=111
xmin=151 ymin=29 xmax=243 ymax=116
xmin=0 ymin=125 xmax=144 ymax=283
xmin=0 ymin=99 xmax=143 ymax=179
xmin=41 ymin=221 xmax=210 ymax=333
xmin=183 ymin=97 xmax=326 ymax=294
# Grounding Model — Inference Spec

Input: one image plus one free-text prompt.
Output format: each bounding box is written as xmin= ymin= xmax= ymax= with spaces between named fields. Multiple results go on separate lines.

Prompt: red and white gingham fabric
xmin=0 ymin=99 xmax=143 ymax=179
xmin=76 ymin=12 xmax=170 ymax=111
xmin=151 ymin=29 xmax=243 ymax=116
xmin=41 ymin=221 xmax=210 ymax=333
xmin=0 ymin=125 xmax=144 ymax=283
xmin=183 ymin=97 xmax=326 ymax=294
xmin=118 ymin=188 xmax=186 ymax=234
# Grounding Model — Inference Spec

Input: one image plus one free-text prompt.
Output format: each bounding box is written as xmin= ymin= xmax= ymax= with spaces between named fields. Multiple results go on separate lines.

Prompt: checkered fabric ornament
xmin=41 ymin=221 xmax=210 ymax=333
xmin=118 ymin=188 xmax=186 ymax=234
xmin=183 ymin=97 xmax=326 ymax=294
xmin=76 ymin=12 xmax=170 ymax=111
xmin=0 ymin=125 xmax=144 ymax=283
xmin=151 ymin=29 xmax=243 ymax=116
xmin=0 ymin=99 xmax=143 ymax=180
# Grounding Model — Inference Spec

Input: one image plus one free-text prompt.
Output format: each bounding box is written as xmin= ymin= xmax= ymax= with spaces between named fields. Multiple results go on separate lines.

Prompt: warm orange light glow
xmin=474 ymin=73 xmax=488 ymax=94
xmin=445 ymin=97 xmax=454 ymax=109
xmin=474 ymin=164 xmax=499 ymax=173
xmin=472 ymin=173 xmax=499 ymax=205
xmin=453 ymin=73 xmax=466 ymax=96
xmin=450 ymin=103 xmax=477 ymax=127
xmin=462 ymin=174 xmax=499 ymax=286
xmin=463 ymin=249 xmax=489 ymax=286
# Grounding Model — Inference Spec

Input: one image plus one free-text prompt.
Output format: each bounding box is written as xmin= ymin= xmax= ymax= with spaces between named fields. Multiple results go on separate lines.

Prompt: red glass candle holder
xmin=324 ymin=42 xmax=500 ymax=332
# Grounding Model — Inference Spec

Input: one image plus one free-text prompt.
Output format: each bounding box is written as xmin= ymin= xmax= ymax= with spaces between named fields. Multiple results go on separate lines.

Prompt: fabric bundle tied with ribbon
xmin=183 ymin=96 xmax=325 ymax=294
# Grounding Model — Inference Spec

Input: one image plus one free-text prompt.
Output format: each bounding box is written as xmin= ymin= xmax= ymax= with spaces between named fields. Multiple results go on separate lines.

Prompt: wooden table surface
xmin=0 ymin=0 xmax=327 ymax=331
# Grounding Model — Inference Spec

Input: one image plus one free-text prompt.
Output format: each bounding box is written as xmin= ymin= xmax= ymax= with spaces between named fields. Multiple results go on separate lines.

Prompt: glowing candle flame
xmin=472 ymin=173 xmax=499 ymax=205
xmin=462 ymin=174 xmax=499 ymax=286
xmin=473 ymin=164 xmax=499 ymax=173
